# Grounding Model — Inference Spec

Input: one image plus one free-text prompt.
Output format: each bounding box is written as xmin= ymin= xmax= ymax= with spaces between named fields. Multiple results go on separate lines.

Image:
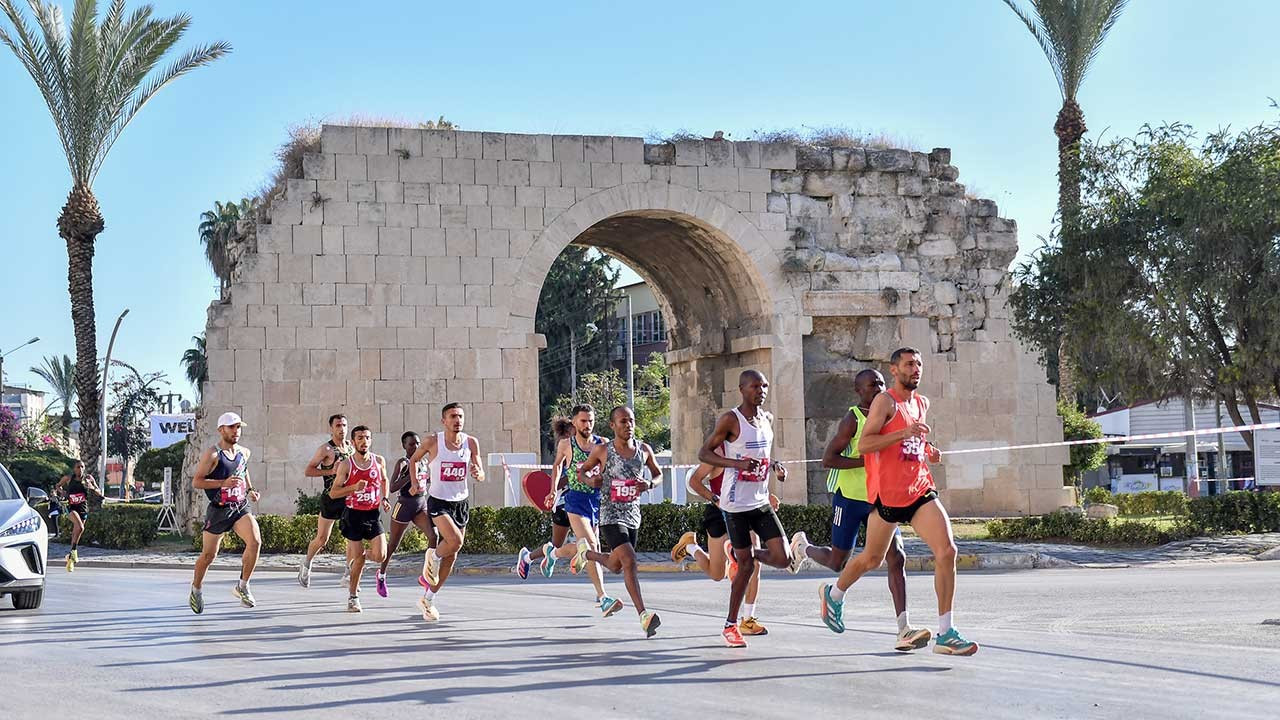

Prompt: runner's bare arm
xmin=549 ymin=437 xmax=572 ymax=493
xmin=388 ymin=458 xmax=411 ymax=494
xmin=822 ymin=411 xmax=864 ymax=470
xmin=468 ymin=437 xmax=485 ymax=481
xmin=408 ymin=434 xmax=437 ymax=468
xmin=301 ymin=444 xmax=333 ymax=478
xmin=640 ymin=444 xmax=663 ymax=491
xmin=857 ymin=393 xmax=929 ymax=455
xmin=191 ymin=448 xmax=222 ymax=489
xmin=698 ymin=412 xmax=753 ymax=471
xmin=328 ymin=460 xmax=359 ymax=498
xmin=685 ymin=464 xmax=719 ymax=502
xmin=243 ymin=454 xmax=260 ymax=501
xmin=577 ymin=444 xmax=608 ymax=488
xmin=377 ymin=455 xmax=390 ymax=508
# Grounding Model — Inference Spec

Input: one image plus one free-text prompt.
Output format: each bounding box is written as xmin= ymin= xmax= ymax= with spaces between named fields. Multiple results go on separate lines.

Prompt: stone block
xmin=867 ymin=149 xmax=914 ymax=172
xmin=613 ymin=136 xmax=644 ymax=164
xmin=276 ymin=304 xmax=312 ymax=328
xmin=435 ymin=327 xmax=470 ymax=349
xmin=697 ymin=166 xmax=739 ymax=192
xmin=620 ymin=163 xmax=651 ymax=184
xmin=357 ymin=327 xmax=398 ymax=349
xmin=416 ymin=204 xmax=441 ymax=228
xmin=524 ymin=207 xmax=543 ymax=230
xmin=704 ymin=139 xmax=734 ymax=167
xmin=358 ymin=201 xmax=386 ymax=226
xmin=669 ymin=165 xmax=698 ymax=188
xmin=447 ymin=305 xmax=478 ymax=328
xmin=504 ymin=134 xmax=537 ymax=161
xmin=265 ymin=380 xmax=299 ymax=406
xmin=302 ymin=153 xmax=335 ymax=180
xmin=583 ymin=135 xmax=613 ymax=164
xmin=380 ymin=349 xmax=405 ymax=380
xmin=552 ymin=135 xmax=583 ymax=163
xmin=440 ymin=205 xmax=468 ymax=228
xmin=447 ymin=378 xmax=484 ymax=401
xmin=466 ymin=205 xmax=492 ymax=229
xmin=445 ymin=227 xmax=477 ymax=256
xmin=228 ymin=326 xmax=266 ymax=351
xmin=674 ymin=139 xmax=705 ymax=166
xmin=560 ymin=162 xmax=590 ymax=187
xmin=374 ymin=181 xmax=403 ymax=204
xmin=460 ymin=257 xmax=494 ymax=285
xmin=591 ymin=163 xmax=621 ymax=188
xmin=422 ymin=131 xmax=456 ymax=158
xmin=302 ymin=283 xmax=335 ymax=306
xmin=336 ymin=154 xmax=367 ymax=181
xmin=435 ymin=285 xmax=464 ymax=306
xmin=348 ymin=182 xmax=376 ymax=203
xmin=460 ymin=184 xmax=488 ymax=206
xmin=644 ymin=143 xmax=675 ymax=165
xmin=493 ymin=206 xmax=524 ymax=230
xmin=454 ymin=130 xmax=482 ymax=159
xmin=322 ymin=125 xmax=357 ymax=154
xmin=515 ymin=186 xmax=545 ymax=208
xmin=761 ymin=143 xmax=796 ymax=170
xmin=367 ymin=154 xmax=399 ymax=182
xmin=481 ymin=133 xmax=505 ymax=160
xmin=312 ymin=304 xmax=342 ymax=328
xmin=387 ymin=305 xmax=416 ymax=328
xmin=443 ymin=157 xmax=475 ymax=185
xmin=400 ymin=157 xmax=443 ymax=184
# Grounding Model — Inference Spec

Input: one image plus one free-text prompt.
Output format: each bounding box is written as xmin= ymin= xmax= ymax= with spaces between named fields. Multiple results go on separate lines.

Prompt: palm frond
xmin=1002 ymin=0 xmax=1127 ymax=101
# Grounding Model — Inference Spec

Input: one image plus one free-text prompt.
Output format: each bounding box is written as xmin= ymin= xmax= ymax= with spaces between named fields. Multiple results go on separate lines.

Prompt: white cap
xmin=217 ymin=411 xmax=246 ymax=428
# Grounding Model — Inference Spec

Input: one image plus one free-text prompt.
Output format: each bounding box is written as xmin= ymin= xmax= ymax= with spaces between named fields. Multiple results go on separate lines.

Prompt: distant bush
xmin=59 ymin=503 xmax=160 ymax=549
xmin=1083 ymin=486 xmax=1113 ymax=506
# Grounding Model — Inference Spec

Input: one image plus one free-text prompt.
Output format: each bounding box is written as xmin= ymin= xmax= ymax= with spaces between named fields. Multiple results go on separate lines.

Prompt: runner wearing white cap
xmin=189 ymin=412 xmax=262 ymax=614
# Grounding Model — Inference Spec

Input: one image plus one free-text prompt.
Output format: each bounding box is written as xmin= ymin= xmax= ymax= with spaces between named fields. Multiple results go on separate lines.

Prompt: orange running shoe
xmin=739 ymin=617 xmax=769 ymax=636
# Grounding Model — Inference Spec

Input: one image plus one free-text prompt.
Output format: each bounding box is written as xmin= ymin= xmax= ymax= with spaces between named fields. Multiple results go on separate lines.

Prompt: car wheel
xmin=12 ymin=587 xmax=43 ymax=610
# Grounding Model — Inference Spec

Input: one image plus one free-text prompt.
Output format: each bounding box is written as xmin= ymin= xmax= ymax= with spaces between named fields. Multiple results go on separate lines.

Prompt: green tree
xmin=1057 ymin=400 xmax=1105 ymax=490
xmin=1012 ymin=118 xmax=1280 ymax=450
xmin=535 ymin=247 xmax=621 ymax=456
xmin=105 ymin=361 xmax=166 ymax=498
xmin=198 ymin=198 xmax=257 ymax=294
xmin=0 ymin=0 xmax=230 ymax=478
xmin=133 ymin=438 xmax=184 ymax=488
xmin=549 ymin=370 xmax=626 ymax=440
xmin=30 ymin=354 xmax=75 ymax=442
xmin=181 ymin=333 xmax=206 ymax=402
xmin=1001 ymin=0 xmax=1128 ymax=403
xmin=548 ymin=354 xmax=671 ymax=451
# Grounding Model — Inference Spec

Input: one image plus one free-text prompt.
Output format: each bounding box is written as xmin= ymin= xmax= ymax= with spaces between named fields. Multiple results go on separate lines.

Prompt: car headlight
xmin=0 ymin=512 xmax=43 ymax=538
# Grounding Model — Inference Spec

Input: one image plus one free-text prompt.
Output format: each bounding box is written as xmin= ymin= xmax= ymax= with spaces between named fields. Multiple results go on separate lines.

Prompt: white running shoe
xmin=418 ymin=595 xmax=440 ymax=622
xmin=788 ymin=532 xmax=809 ymax=574
xmin=297 ymin=560 xmax=312 ymax=588
xmin=339 ymin=559 xmax=352 ymax=587
xmin=423 ymin=549 xmax=441 ymax=587
xmin=347 ymin=596 xmax=362 ymax=613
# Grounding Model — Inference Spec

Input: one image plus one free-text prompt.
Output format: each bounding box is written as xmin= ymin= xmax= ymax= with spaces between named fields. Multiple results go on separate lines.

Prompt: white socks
xmin=939 ymin=611 xmax=953 ymax=633
xmin=689 ymin=544 xmax=705 ymax=561
xmin=742 ymin=603 xmax=756 ymax=619
xmin=829 ymin=585 xmax=847 ymax=602
xmin=423 ymin=588 xmax=436 ymax=600
xmin=897 ymin=611 xmax=910 ymax=632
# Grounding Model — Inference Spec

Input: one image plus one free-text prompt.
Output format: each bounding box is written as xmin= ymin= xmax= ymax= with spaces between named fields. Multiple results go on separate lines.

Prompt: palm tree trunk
xmin=1054 ymin=98 xmax=1088 ymax=407
xmin=59 ymin=183 xmax=105 ymax=471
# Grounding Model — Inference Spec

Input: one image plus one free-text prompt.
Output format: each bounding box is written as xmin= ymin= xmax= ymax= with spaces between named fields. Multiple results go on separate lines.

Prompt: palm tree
xmin=181 ymin=333 xmax=206 ymax=402
xmin=1001 ymin=0 xmax=1127 ymax=404
xmin=30 ymin=354 xmax=76 ymax=442
xmin=199 ymin=198 xmax=256 ymax=295
xmin=0 ymin=0 xmax=229 ymax=475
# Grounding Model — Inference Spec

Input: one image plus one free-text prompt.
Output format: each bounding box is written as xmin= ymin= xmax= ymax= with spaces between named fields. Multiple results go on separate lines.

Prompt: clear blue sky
xmin=3 ymin=0 xmax=1278 ymax=400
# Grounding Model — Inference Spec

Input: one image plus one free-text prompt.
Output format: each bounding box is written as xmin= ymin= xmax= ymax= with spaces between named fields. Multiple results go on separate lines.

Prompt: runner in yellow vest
xmin=789 ymin=369 xmax=930 ymax=652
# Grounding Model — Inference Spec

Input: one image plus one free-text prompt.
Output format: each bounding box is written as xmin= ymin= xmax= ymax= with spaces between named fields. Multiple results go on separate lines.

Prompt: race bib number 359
xmin=440 ymin=461 xmax=468 ymax=481
xmin=900 ymin=436 xmax=925 ymax=462
xmin=609 ymin=478 xmax=639 ymax=502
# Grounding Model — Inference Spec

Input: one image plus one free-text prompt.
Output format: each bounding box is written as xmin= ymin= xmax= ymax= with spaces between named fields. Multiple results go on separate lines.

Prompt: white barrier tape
xmin=1190 ymin=476 xmax=1254 ymax=484
xmin=940 ymin=420 xmax=1280 ymax=457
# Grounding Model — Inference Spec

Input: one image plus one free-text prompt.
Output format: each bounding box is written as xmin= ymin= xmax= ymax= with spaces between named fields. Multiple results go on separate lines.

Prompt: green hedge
xmin=1115 ymin=491 xmax=1189 ymax=517
xmin=1083 ymin=486 xmax=1113 ymax=505
xmin=5 ymin=448 xmax=76 ymax=493
xmin=986 ymin=510 xmax=1195 ymax=546
xmin=1188 ymin=491 xmax=1280 ymax=534
xmin=57 ymin=502 xmax=160 ymax=549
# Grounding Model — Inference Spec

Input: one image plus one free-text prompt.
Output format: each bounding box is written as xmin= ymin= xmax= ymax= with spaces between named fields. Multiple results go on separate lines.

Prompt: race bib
xmin=901 ymin=436 xmax=925 ymax=462
xmin=739 ymin=457 xmax=770 ymax=483
xmin=220 ymin=480 xmax=246 ymax=504
xmin=440 ymin=461 xmax=468 ymax=482
xmin=352 ymin=485 xmax=379 ymax=506
xmin=609 ymin=477 xmax=640 ymax=502
xmin=68 ymin=492 xmax=86 ymax=504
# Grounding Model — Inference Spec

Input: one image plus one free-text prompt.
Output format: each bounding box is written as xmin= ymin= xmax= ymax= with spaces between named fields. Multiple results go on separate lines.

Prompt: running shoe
xmin=189 ymin=588 xmax=204 ymax=615
xmin=540 ymin=542 xmax=557 ymax=578
xmin=599 ymin=595 xmax=624 ymax=618
xmin=417 ymin=594 xmax=440 ymax=622
xmin=515 ymin=547 xmax=532 ymax=580
xmin=339 ymin=559 xmax=352 ymax=587
xmin=895 ymin=626 xmax=932 ymax=652
xmin=933 ymin=628 xmax=979 ymax=656
xmin=722 ymin=623 xmax=747 ymax=648
xmin=640 ymin=611 xmax=661 ymax=638
xmin=70 ymin=548 xmax=78 ymax=563
xmin=670 ymin=531 xmax=697 ymax=563
xmin=820 ymin=584 xmax=845 ymax=633
xmin=787 ymin=532 xmax=809 ymax=574
xmin=423 ymin=549 xmax=440 ymax=587
xmin=724 ymin=539 xmax=738 ymax=582
xmin=571 ymin=538 xmax=590 ymax=575
xmin=417 ymin=573 xmax=435 ymax=594
xmin=348 ymin=596 xmax=363 ymax=613
xmin=297 ymin=560 xmax=312 ymax=588
xmin=739 ymin=616 xmax=769 ymax=636
xmin=375 ymin=570 xmax=388 ymax=598
xmin=232 ymin=583 xmax=256 ymax=608
xmin=65 ymin=554 xmax=73 ymax=573
xmin=593 ymin=596 xmax=604 ymax=608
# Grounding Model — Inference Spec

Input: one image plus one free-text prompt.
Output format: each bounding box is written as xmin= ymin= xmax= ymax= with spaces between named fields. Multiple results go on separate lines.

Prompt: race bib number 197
xmin=68 ymin=492 xmax=86 ymax=504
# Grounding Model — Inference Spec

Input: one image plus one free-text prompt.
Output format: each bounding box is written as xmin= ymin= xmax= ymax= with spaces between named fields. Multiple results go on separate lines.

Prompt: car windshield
xmin=0 ymin=464 xmax=20 ymax=501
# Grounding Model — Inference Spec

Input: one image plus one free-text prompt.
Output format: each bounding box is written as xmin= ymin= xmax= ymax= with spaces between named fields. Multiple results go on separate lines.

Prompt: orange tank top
xmin=865 ymin=388 xmax=935 ymax=507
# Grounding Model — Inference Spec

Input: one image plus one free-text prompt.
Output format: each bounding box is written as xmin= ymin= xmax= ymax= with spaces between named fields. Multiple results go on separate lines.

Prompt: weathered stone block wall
xmin=187 ymin=127 xmax=1070 ymax=524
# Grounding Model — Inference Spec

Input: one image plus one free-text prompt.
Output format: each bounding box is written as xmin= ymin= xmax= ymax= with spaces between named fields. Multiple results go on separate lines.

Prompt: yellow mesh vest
xmin=825 ymin=406 xmax=868 ymax=501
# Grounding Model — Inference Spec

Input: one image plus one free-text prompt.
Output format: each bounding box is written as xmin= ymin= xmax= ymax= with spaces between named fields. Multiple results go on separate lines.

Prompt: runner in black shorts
xmin=298 ymin=414 xmax=353 ymax=588
xmin=375 ymin=431 xmax=437 ymax=598
xmin=54 ymin=460 xmax=100 ymax=572
xmin=189 ymin=412 xmax=262 ymax=615
xmin=519 ymin=417 xmax=574 ymax=578
xmin=329 ymin=425 xmax=391 ymax=612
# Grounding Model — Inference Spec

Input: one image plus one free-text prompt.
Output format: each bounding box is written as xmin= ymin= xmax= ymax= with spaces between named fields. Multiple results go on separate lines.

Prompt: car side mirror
xmin=26 ymin=487 xmax=49 ymax=503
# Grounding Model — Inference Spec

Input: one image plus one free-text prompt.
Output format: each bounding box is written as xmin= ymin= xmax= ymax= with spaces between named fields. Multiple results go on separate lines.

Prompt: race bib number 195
xmin=609 ymin=478 xmax=639 ymax=502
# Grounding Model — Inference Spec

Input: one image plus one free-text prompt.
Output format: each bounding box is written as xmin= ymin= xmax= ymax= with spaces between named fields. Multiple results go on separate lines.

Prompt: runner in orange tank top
xmin=817 ymin=347 xmax=979 ymax=656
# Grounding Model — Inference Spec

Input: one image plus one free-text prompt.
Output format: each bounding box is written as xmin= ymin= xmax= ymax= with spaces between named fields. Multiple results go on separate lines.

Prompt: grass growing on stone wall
xmin=645 ymin=125 xmax=918 ymax=151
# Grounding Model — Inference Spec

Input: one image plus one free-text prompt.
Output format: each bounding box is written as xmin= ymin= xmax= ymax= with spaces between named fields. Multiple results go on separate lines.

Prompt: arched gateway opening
xmin=514 ymin=184 xmax=809 ymax=502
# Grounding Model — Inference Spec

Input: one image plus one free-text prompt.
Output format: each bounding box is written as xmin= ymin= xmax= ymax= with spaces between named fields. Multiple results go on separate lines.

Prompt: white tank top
xmin=718 ymin=408 xmax=773 ymax=512
xmin=429 ymin=431 xmax=472 ymax=502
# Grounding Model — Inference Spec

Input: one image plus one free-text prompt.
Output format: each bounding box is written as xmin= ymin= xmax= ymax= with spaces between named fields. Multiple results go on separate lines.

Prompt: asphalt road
xmin=2 ymin=563 xmax=1278 ymax=719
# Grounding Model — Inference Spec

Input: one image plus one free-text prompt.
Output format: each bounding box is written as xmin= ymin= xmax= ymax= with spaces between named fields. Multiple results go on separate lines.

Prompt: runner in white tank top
xmin=698 ymin=370 xmax=794 ymax=648
xmin=406 ymin=402 xmax=485 ymax=622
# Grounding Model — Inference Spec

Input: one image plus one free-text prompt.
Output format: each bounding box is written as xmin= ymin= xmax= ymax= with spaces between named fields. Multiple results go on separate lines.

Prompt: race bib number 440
xmin=440 ymin=461 xmax=468 ymax=481
xmin=609 ymin=478 xmax=639 ymax=502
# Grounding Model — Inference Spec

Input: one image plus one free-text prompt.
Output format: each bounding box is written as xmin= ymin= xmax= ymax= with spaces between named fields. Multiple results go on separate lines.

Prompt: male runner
xmin=328 ymin=425 xmax=391 ymax=612
xmin=789 ymin=368 xmax=930 ymax=651
xmin=670 ymin=457 xmax=769 ymax=637
xmin=698 ymin=370 xmax=792 ymax=648
xmin=54 ymin=460 xmax=100 ymax=572
xmin=516 ymin=416 xmax=574 ymax=579
xmin=189 ymin=412 xmax=261 ymax=614
xmin=519 ymin=405 xmax=614 ymax=611
xmin=570 ymin=406 xmax=662 ymax=636
xmin=819 ymin=347 xmax=978 ymax=656
xmin=408 ymin=402 xmax=485 ymax=622
xmin=297 ymin=414 xmax=354 ymax=587
xmin=375 ymin=431 xmax=437 ymax=597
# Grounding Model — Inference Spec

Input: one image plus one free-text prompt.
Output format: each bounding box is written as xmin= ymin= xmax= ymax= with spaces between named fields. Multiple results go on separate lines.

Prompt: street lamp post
xmin=101 ymin=309 xmax=129 ymax=496
xmin=0 ymin=336 xmax=41 ymax=394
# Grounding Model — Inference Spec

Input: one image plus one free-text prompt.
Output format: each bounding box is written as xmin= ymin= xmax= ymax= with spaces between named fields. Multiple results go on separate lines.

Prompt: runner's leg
xmin=564 ymin=513 xmax=606 ymax=599
xmin=430 ymin=515 xmax=464 ymax=590
xmin=833 ymin=515 xmax=896 ymax=593
xmin=192 ymin=531 xmax=221 ymax=589
xmin=613 ymin=543 xmax=645 ymax=614
xmin=750 ymin=535 xmax=790 ymax=569
xmin=304 ymin=516 xmax=335 ymax=564
xmin=70 ymin=511 xmax=85 ymax=548
xmin=232 ymin=514 xmax=261 ymax=584
xmin=347 ymin=540 xmax=364 ymax=597
xmin=727 ymin=545 xmax=753 ymax=624
xmin=885 ymin=533 xmax=909 ymax=616
xmin=908 ymin=500 xmax=956 ymax=617
xmin=380 ymin=518 xmax=410 ymax=575
xmin=530 ymin=523 xmax=570 ymax=562
xmin=805 ymin=544 xmax=849 ymax=572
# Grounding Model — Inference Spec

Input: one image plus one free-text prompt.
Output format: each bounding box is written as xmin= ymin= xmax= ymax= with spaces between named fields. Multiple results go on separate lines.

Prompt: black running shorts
xmin=427 ymin=496 xmax=470 ymax=529
xmin=701 ymin=501 xmax=727 ymax=540
xmin=340 ymin=508 xmax=383 ymax=542
xmin=599 ymin=523 xmax=639 ymax=552
xmin=873 ymin=490 xmax=939 ymax=525
xmin=723 ymin=505 xmax=785 ymax=550
xmin=551 ymin=503 xmax=571 ymax=528
xmin=320 ymin=491 xmax=346 ymax=521
xmin=392 ymin=494 xmax=429 ymax=524
xmin=204 ymin=503 xmax=250 ymax=536
xmin=67 ymin=503 xmax=89 ymax=520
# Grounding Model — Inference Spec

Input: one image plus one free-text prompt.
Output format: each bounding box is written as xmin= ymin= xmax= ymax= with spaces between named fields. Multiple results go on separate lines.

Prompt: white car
xmin=0 ymin=461 xmax=47 ymax=609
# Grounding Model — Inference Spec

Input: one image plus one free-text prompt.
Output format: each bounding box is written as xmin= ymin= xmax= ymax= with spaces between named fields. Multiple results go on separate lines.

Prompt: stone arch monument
xmin=182 ymin=126 xmax=1072 ymax=526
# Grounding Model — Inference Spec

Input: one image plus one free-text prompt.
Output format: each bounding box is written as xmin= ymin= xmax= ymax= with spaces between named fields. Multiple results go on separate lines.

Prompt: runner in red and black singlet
xmin=189 ymin=412 xmax=262 ymax=615
xmin=818 ymin=347 xmax=978 ymax=656
xmin=54 ymin=460 xmax=100 ymax=571
xmin=328 ymin=425 xmax=390 ymax=612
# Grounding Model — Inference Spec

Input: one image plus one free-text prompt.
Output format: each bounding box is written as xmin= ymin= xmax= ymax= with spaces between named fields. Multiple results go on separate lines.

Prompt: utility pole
xmin=1183 ymin=396 xmax=1199 ymax=497
xmin=101 ymin=309 xmax=129 ymax=497
xmin=570 ymin=327 xmax=577 ymax=404
xmin=625 ymin=294 xmax=634 ymax=408
xmin=0 ymin=336 xmax=41 ymax=397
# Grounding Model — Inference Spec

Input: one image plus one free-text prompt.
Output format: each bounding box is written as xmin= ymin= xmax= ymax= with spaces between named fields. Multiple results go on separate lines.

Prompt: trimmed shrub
xmin=1083 ymin=486 xmax=1113 ymax=506
xmin=295 ymin=489 xmax=324 ymax=515
xmin=493 ymin=505 xmax=553 ymax=552
xmin=59 ymin=503 xmax=160 ymax=549
xmin=1188 ymin=491 xmax=1280 ymax=534
xmin=190 ymin=513 xmax=345 ymax=554
xmin=1114 ymin=491 xmax=1188 ymax=517
xmin=986 ymin=510 xmax=1196 ymax=546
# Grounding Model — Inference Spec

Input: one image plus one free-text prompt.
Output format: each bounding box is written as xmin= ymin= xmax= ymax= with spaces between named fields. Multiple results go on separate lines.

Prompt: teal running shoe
xmin=539 ymin=542 xmax=557 ymax=578
xmin=600 ymin=595 xmax=624 ymax=618
xmin=820 ymin=584 xmax=845 ymax=633
xmin=933 ymin=628 xmax=979 ymax=656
